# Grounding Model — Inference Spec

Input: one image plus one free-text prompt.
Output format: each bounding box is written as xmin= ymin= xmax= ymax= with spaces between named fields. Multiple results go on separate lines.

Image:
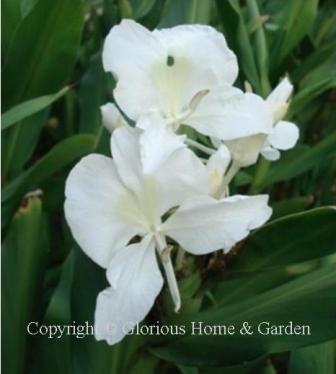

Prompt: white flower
xmin=64 ymin=124 xmax=272 ymax=345
xmin=103 ymin=20 xmax=272 ymax=141
xmin=261 ymin=77 xmax=299 ymax=161
xmin=219 ymin=78 xmax=299 ymax=168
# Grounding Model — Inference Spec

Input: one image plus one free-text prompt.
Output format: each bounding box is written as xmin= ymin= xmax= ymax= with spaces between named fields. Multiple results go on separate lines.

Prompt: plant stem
xmin=155 ymin=234 xmax=181 ymax=312
xmin=185 ymin=138 xmax=215 ymax=155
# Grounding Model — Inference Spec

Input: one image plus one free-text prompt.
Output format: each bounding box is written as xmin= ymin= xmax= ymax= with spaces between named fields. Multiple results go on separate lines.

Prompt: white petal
xmin=154 ymin=24 xmax=238 ymax=85
xmin=64 ymin=154 xmax=140 ymax=268
xmin=111 ymin=126 xmax=209 ymax=219
xmin=207 ymin=145 xmax=231 ymax=196
xmin=268 ymin=121 xmax=299 ymax=150
xmin=162 ymin=195 xmax=272 ymax=255
xmin=267 ymin=77 xmax=293 ymax=105
xmin=187 ymin=89 xmax=273 ymax=141
xmin=139 ymin=123 xmax=185 ymax=174
xmin=153 ymin=147 xmax=210 ymax=215
xmin=225 ymin=134 xmax=267 ymax=167
xmin=103 ymin=20 xmax=165 ymax=120
xmin=100 ymin=103 xmax=127 ymax=132
xmin=261 ymin=146 xmax=280 ymax=161
xmin=111 ymin=126 xmax=143 ymax=192
xmin=103 ymin=19 xmax=164 ymax=79
xmin=95 ymin=236 xmax=163 ymax=345
xmin=207 ymin=144 xmax=231 ymax=174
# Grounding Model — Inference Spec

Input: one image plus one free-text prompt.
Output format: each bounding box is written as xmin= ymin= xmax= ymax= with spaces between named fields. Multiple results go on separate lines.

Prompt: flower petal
xmin=100 ymin=103 xmax=127 ymax=132
xmin=111 ymin=126 xmax=143 ymax=192
xmin=64 ymin=154 xmax=140 ymax=268
xmin=103 ymin=20 xmax=165 ymax=120
xmin=225 ymin=134 xmax=267 ymax=167
xmin=103 ymin=19 xmax=164 ymax=79
xmin=261 ymin=146 xmax=280 ymax=161
xmin=139 ymin=122 xmax=186 ymax=174
xmin=187 ymin=89 xmax=273 ymax=140
xmin=153 ymin=147 xmax=210 ymax=215
xmin=207 ymin=144 xmax=231 ymax=174
xmin=111 ymin=125 xmax=209 ymax=217
xmin=162 ymin=195 xmax=272 ymax=254
xmin=268 ymin=121 xmax=299 ymax=150
xmin=154 ymin=24 xmax=238 ymax=85
xmin=267 ymin=77 xmax=293 ymax=105
xmin=95 ymin=236 xmax=163 ymax=345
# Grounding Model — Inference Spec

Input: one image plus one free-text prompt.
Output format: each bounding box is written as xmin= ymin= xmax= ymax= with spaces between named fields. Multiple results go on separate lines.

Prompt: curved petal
xmin=111 ymin=125 xmax=209 ymax=217
xmin=103 ymin=19 xmax=164 ymax=79
xmin=187 ymin=89 xmax=273 ymax=140
xmin=207 ymin=145 xmax=231 ymax=196
xmin=261 ymin=146 xmax=280 ymax=161
xmin=64 ymin=154 xmax=141 ymax=268
xmin=207 ymin=144 xmax=231 ymax=174
xmin=103 ymin=20 xmax=165 ymax=120
xmin=100 ymin=103 xmax=127 ymax=133
xmin=161 ymin=195 xmax=272 ymax=255
xmin=111 ymin=126 xmax=143 ymax=192
xmin=225 ymin=134 xmax=267 ymax=167
xmin=268 ymin=121 xmax=299 ymax=150
xmin=267 ymin=77 xmax=293 ymax=105
xmin=95 ymin=236 xmax=163 ymax=345
xmin=139 ymin=123 xmax=185 ymax=174
xmin=154 ymin=24 xmax=238 ymax=85
xmin=154 ymin=146 xmax=210 ymax=215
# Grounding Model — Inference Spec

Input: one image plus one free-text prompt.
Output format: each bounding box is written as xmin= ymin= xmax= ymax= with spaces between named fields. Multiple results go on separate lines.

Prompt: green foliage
xmin=2 ymin=0 xmax=336 ymax=373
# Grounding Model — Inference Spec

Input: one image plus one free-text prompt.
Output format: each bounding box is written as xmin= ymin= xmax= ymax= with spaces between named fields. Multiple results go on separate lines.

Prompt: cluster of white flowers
xmin=64 ymin=20 xmax=299 ymax=345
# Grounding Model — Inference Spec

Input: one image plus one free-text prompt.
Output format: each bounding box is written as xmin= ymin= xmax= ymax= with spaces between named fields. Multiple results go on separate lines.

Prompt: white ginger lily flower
xmin=261 ymin=77 xmax=299 ymax=161
xmin=218 ymin=78 xmax=299 ymax=172
xmin=64 ymin=125 xmax=271 ymax=345
xmin=102 ymin=20 xmax=273 ymax=141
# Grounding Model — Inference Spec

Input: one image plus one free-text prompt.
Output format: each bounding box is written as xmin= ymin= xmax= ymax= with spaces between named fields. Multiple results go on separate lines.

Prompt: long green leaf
xmin=2 ymin=135 xmax=96 ymax=228
xmin=2 ymin=0 xmax=84 ymax=177
xmin=152 ymin=265 xmax=336 ymax=367
xmin=230 ymin=207 xmax=336 ymax=272
xmin=255 ymin=133 xmax=336 ymax=191
xmin=1 ymin=86 xmax=70 ymax=131
xmin=2 ymin=197 xmax=49 ymax=374
xmin=289 ymin=341 xmax=335 ymax=374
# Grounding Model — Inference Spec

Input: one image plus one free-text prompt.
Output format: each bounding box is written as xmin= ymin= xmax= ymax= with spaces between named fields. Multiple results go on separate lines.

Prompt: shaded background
xmin=2 ymin=0 xmax=336 ymax=373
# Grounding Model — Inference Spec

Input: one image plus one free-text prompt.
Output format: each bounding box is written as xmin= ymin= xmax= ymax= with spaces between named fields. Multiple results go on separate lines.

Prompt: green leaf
xmin=2 ymin=0 xmax=21 ymax=56
xmin=159 ymin=0 xmax=212 ymax=27
xmin=129 ymin=0 xmax=156 ymax=19
xmin=216 ymin=0 xmax=260 ymax=93
xmin=1 ymin=86 xmax=70 ymax=131
xmin=31 ymin=251 xmax=75 ymax=374
xmin=270 ymin=0 xmax=318 ymax=72
xmin=2 ymin=197 xmax=49 ymax=374
xmin=230 ymin=208 xmax=336 ymax=272
xmin=2 ymin=134 xmax=96 ymax=227
xmin=289 ymin=341 xmax=336 ymax=374
xmin=78 ymin=53 xmax=109 ymax=134
xmin=2 ymin=0 xmax=84 ymax=177
xmin=256 ymin=133 xmax=336 ymax=190
xmin=271 ymin=196 xmax=312 ymax=220
xmin=152 ymin=264 xmax=336 ymax=367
